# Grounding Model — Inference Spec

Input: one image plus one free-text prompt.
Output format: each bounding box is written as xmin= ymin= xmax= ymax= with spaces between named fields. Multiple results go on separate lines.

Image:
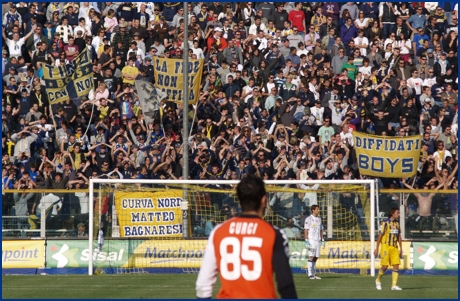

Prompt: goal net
xmin=88 ymin=179 xmax=377 ymax=276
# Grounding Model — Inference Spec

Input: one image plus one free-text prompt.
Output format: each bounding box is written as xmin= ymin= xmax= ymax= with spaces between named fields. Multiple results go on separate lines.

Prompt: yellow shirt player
xmin=374 ymin=207 xmax=403 ymax=291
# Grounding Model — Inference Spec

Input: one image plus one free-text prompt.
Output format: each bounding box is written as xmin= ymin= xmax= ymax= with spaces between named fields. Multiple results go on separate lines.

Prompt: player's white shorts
xmin=309 ymin=240 xmax=320 ymax=257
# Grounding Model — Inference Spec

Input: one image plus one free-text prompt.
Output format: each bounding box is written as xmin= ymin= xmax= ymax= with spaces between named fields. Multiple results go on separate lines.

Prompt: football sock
xmin=312 ymin=261 xmax=316 ymax=276
xmin=377 ymin=268 xmax=385 ymax=282
xmin=392 ymin=270 xmax=399 ymax=287
xmin=307 ymin=260 xmax=313 ymax=276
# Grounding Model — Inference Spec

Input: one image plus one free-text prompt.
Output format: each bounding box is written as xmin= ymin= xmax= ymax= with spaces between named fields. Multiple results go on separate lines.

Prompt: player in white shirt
xmin=304 ymin=205 xmax=325 ymax=279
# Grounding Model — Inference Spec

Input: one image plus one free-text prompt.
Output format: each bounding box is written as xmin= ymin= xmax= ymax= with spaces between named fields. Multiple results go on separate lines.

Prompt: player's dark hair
xmin=311 ymin=204 xmax=319 ymax=212
xmin=388 ymin=207 xmax=399 ymax=218
xmin=236 ymin=174 xmax=266 ymax=212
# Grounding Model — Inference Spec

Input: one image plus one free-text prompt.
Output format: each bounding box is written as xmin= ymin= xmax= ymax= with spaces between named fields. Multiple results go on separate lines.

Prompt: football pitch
xmin=2 ymin=274 xmax=458 ymax=299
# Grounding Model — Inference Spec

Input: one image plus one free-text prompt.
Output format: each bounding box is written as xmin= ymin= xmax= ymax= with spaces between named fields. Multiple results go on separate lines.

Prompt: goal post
xmin=88 ymin=179 xmax=377 ymax=276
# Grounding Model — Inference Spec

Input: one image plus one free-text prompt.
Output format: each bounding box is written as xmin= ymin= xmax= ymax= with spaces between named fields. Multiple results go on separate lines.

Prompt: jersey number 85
xmin=220 ymin=237 xmax=263 ymax=281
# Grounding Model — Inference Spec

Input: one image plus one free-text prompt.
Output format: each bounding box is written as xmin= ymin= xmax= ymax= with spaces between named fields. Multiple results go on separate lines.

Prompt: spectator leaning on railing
xmin=1 ymin=2 xmax=457 ymax=232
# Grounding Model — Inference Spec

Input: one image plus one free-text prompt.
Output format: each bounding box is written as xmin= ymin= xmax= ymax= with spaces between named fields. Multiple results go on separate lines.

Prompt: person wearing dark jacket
xmin=280 ymin=98 xmax=297 ymax=126
xmin=117 ymin=3 xmax=135 ymax=24
xmin=273 ymin=3 xmax=288 ymax=30
xmin=264 ymin=45 xmax=285 ymax=75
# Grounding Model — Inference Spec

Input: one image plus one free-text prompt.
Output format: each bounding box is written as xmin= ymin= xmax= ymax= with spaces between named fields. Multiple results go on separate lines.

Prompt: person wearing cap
xmin=74 ymin=223 xmax=88 ymax=238
xmin=433 ymin=51 xmax=450 ymax=78
xmin=3 ymin=4 xmax=22 ymax=27
xmin=207 ymin=26 xmax=228 ymax=52
xmin=112 ymin=22 xmax=131 ymax=51
xmin=152 ymin=16 xmax=169 ymax=41
xmin=42 ymin=20 xmax=57 ymax=43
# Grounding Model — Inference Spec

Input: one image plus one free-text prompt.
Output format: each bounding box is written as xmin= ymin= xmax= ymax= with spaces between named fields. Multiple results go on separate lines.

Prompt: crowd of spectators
xmin=1 ymin=2 xmax=458 ymax=234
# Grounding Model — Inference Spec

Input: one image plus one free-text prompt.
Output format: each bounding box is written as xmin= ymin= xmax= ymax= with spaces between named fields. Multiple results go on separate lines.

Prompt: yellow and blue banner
xmin=152 ymin=57 xmax=204 ymax=105
xmin=41 ymin=48 xmax=94 ymax=104
xmin=353 ymin=132 xmax=422 ymax=178
xmin=114 ymin=190 xmax=184 ymax=238
xmin=2 ymin=240 xmax=45 ymax=268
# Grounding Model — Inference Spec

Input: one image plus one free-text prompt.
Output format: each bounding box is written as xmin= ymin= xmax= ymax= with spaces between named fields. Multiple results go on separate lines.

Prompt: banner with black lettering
xmin=152 ymin=57 xmax=204 ymax=105
xmin=134 ymin=80 xmax=167 ymax=125
xmin=353 ymin=132 xmax=422 ymax=178
xmin=41 ymin=48 xmax=94 ymax=104
xmin=114 ymin=191 xmax=184 ymax=238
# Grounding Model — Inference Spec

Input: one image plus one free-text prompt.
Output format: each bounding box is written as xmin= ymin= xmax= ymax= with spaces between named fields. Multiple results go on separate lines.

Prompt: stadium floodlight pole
xmin=182 ymin=1 xmax=190 ymax=238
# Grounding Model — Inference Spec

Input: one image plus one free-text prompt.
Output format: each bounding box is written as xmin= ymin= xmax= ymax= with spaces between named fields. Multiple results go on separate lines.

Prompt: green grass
xmin=2 ymin=274 xmax=458 ymax=299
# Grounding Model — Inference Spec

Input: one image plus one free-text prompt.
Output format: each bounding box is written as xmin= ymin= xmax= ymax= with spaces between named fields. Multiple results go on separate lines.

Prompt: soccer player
xmin=195 ymin=174 xmax=298 ymax=299
xmin=304 ymin=204 xmax=325 ymax=280
xmin=374 ymin=207 xmax=403 ymax=291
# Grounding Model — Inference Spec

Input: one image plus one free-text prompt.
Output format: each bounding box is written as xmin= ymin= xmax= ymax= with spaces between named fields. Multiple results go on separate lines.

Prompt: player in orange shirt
xmin=195 ymin=174 xmax=298 ymax=299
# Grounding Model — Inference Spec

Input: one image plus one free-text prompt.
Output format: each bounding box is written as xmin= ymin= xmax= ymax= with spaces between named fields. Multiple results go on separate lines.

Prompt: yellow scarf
xmin=206 ymin=126 xmax=212 ymax=138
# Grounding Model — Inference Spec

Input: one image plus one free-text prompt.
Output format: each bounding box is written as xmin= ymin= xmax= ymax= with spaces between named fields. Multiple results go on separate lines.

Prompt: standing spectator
xmin=340 ymin=18 xmax=357 ymax=46
xmin=288 ymin=2 xmax=306 ymax=37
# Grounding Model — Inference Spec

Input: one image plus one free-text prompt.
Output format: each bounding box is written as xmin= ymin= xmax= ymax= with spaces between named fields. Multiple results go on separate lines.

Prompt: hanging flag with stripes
xmin=41 ymin=48 xmax=94 ymax=105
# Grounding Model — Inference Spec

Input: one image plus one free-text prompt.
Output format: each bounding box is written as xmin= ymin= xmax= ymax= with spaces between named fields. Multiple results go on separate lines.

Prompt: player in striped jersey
xmin=374 ymin=207 xmax=403 ymax=291
xmin=304 ymin=205 xmax=325 ymax=280
xmin=196 ymin=174 xmax=298 ymax=299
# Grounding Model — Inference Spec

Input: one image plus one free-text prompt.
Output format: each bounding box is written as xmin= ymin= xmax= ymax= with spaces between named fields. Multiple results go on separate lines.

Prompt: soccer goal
xmin=88 ymin=179 xmax=377 ymax=276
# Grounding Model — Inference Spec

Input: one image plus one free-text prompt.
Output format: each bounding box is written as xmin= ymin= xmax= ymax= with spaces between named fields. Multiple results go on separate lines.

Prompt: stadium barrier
xmin=2 ymin=240 xmax=45 ymax=268
xmin=3 ymin=239 xmax=457 ymax=276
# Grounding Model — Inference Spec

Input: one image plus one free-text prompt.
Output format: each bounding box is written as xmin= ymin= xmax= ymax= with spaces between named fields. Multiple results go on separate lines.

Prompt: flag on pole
xmin=151 ymin=57 xmax=204 ymax=105
xmin=41 ymin=47 xmax=94 ymax=105
xmin=135 ymin=80 xmax=168 ymax=125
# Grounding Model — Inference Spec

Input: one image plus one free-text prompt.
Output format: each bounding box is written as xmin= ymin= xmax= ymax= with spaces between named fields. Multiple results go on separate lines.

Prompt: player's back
xmin=212 ymin=215 xmax=279 ymax=299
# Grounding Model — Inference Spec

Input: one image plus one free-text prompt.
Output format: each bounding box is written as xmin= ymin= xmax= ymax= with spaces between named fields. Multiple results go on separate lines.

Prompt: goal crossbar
xmin=88 ymin=179 xmax=377 ymax=276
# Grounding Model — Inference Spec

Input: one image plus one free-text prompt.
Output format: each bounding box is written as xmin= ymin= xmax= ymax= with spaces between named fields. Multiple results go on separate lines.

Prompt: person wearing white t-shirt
xmin=191 ymin=40 xmax=204 ymax=59
xmin=340 ymin=124 xmax=354 ymax=147
xmin=249 ymin=16 xmax=267 ymax=36
xmin=359 ymin=58 xmax=372 ymax=77
xmin=433 ymin=140 xmax=453 ymax=170
xmin=310 ymin=100 xmax=325 ymax=126
xmin=2 ymin=25 xmax=35 ymax=58
xmin=304 ymin=205 xmax=325 ymax=280
xmin=241 ymin=78 xmax=256 ymax=103
xmin=354 ymin=30 xmax=368 ymax=56
xmin=406 ymin=69 xmax=424 ymax=95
